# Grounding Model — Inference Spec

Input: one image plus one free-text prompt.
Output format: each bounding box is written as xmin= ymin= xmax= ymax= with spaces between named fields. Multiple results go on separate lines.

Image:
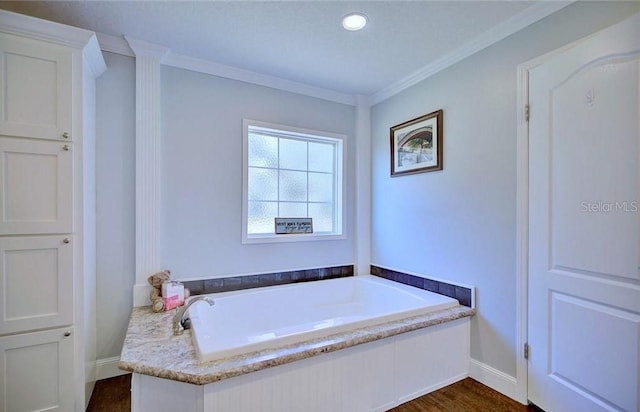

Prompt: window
xmin=242 ymin=119 xmax=345 ymax=243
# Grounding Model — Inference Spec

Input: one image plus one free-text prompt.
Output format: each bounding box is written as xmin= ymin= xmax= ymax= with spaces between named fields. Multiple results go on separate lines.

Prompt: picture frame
xmin=390 ymin=109 xmax=443 ymax=176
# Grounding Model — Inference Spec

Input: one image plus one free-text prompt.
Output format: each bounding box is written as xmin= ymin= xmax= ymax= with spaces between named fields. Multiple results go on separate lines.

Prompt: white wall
xmin=94 ymin=57 xmax=355 ymax=360
xmin=95 ymin=52 xmax=135 ymax=360
xmin=160 ymin=66 xmax=356 ymax=278
xmin=370 ymin=1 xmax=640 ymax=378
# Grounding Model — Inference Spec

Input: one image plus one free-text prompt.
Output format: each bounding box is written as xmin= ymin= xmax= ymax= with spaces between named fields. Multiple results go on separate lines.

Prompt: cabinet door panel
xmin=0 ymin=137 xmax=73 ymax=235
xmin=0 ymin=33 xmax=72 ymax=141
xmin=0 ymin=236 xmax=73 ymax=334
xmin=0 ymin=328 xmax=74 ymax=412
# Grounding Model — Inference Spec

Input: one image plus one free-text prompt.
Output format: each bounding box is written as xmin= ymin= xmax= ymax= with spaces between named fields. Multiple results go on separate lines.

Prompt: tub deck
xmin=118 ymin=303 xmax=475 ymax=385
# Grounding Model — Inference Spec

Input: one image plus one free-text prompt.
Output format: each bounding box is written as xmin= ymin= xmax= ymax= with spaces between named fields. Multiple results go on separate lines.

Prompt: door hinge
xmin=524 ymin=104 xmax=530 ymax=122
xmin=524 ymin=343 xmax=530 ymax=360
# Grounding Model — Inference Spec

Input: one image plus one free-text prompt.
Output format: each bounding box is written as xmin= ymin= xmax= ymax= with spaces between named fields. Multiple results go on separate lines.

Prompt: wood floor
xmin=88 ymin=374 xmax=541 ymax=411
xmin=390 ymin=378 xmax=541 ymax=411
xmin=87 ymin=374 xmax=131 ymax=412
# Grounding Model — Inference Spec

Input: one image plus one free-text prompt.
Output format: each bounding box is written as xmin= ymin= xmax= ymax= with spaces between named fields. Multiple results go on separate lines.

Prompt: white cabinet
xmin=0 ymin=9 xmax=105 ymax=412
xmin=0 ymin=327 xmax=74 ymax=412
xmin=0 ymin=236 xmax=73 ymax=335
xmin=0 ymin=137 xmax=73 ymax=235
xmin=0 ymin=33 xmax=72 ymax=141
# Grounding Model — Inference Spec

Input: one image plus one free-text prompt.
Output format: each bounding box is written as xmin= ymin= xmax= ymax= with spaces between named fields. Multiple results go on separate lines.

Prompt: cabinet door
xmin=0 ymin=236 xmax=73 ymax=334
xmin=0 ymin=327 xmax=74 ymax=412
xmin=0 ymin=137 xmax=73 ymax=235
xmin=0 ymin=33 xmax=72 ymax=141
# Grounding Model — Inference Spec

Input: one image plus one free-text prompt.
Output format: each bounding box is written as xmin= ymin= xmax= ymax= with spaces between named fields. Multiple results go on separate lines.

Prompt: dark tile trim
xmin=183 ymin=265 xmax=354 ymax=296
xmin=370 ymin=265 xmax=473 ymax=308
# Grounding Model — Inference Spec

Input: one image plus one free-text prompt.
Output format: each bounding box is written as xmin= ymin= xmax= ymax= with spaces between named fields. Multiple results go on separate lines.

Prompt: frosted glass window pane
xmin=279 ymin=170 xmax=307 ymax=201
xmin=248 ymin=201 xmax=277 ymax=234
xmin=248 ymin=168 xmax=278 ymax=201
xmin=248 ymin=134 xmax=278 ymax=168
xmin=245 ymin=121 xmax=344 ymax=239
xmin=279 ymin=138 xmax=307 ymax=171
xmin=279 ymin=202 xmax=307 ymax=218
xmin=309 ymin=203 xmax=333 ymax=232
xmin=308 ymin=172 xmax=333 ymax=202
xmin=308 ymin=142 xmax=334 ymax=173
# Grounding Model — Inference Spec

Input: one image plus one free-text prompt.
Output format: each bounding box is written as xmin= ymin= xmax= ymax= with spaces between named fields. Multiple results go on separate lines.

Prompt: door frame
xmin=515 ymin=57 xmax=530 ymax=405
xmin=514 ymin=33 xmax=607 ymax=405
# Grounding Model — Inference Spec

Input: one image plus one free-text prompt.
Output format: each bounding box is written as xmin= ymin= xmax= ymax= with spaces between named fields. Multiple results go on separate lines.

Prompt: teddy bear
xmin=147 ymin=270 xmax=190 ymax=312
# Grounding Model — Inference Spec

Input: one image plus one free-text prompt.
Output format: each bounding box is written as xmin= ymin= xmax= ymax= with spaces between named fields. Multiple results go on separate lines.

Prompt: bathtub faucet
xmin=173 ymin=296 xmax=215 ymax=336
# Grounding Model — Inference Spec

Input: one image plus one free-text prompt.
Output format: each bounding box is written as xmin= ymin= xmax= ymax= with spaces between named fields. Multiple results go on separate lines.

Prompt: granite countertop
xmin=119 ymin=305 xmax=476 ymax=386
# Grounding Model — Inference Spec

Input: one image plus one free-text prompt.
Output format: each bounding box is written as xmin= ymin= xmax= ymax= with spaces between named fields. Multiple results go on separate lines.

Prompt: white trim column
xmin=355 ymin=95 xmax=371 ymax=275
xmin=125 ymin=37 xmax=169 ymax=306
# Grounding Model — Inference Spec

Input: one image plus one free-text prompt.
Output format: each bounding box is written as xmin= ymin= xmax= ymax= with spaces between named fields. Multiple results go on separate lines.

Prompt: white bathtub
xmin=188 ymin=274 xmax=459 ymax=362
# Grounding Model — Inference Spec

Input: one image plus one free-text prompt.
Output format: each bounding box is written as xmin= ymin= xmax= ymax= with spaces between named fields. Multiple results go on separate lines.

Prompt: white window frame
xmin=242 ymin=119 xmax=346 ymax=244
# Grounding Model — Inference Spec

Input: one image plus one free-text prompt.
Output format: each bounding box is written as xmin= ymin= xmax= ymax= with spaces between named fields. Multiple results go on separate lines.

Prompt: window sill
xmin=242 ymin=232 xmax=346 ymax=244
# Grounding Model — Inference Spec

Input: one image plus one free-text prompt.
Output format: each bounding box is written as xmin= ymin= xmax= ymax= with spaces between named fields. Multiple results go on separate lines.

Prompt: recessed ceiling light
xmin=342 ymin=13 xmax=367 ymax=31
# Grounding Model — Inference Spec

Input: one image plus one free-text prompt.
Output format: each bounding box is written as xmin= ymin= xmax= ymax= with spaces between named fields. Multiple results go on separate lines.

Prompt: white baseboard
xmin=373 ymin=373 xmax=468 ymax=412
xmin=396 ymin=371 xmax=469 ymax=407
xmin=468 ymin=358 xmax=520 ymax=403
xmin=96 ymin=357 xmax=129 ymax=380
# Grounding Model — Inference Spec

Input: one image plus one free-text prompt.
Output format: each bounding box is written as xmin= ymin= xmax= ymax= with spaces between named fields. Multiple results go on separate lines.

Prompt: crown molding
xmin=0 ymin=9 xmax=95 ymax=49
xmin=94 ymin=1 xmax=574 ymax=108
xmin=84 ymin=35 xmax=107 ymax=78
xmin=97 ymin=32 xmax=134 ymax=57
xmin=369 ymin=1 xmax=575 ymax=105
xmin=96 ymin=31 xmax=354 ymax=105
xmin=125 ymin=35 xmax=170 ymax=61
xmin=164 ymin=53 xmax=355 ymax=106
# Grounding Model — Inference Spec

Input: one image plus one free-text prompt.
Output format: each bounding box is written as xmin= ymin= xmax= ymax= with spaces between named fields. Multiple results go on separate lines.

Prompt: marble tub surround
xmin=370 ymin=265 xmax=474 ymax=308
xmin=119 ymin=304 xmax=475 ymax=386
xmin=182 ymin=264 xmax=353 ymax=296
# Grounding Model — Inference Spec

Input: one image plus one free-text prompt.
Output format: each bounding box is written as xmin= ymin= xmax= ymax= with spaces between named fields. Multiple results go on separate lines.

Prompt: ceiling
xmin=0 ymin=1 xmax=547 ymax=97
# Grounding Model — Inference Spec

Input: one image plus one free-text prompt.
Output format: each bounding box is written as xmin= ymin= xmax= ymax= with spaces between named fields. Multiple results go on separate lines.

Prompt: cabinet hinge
xmin=524 ymin=343 xmax=530 ymax=360
xmin=524 ymin=104 xmax=530 ymax=122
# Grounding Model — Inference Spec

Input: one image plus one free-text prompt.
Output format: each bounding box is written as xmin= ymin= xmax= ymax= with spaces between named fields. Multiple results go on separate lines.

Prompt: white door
xmin=0 ymin=33 xmax=72 ymax=141
xmin=0 ymin=327 xmax=74 ymax=412
xmin=0 ymin=137 xmax=73 ymax=235
xmin=528 ymin=13 xmax=640 ymax=412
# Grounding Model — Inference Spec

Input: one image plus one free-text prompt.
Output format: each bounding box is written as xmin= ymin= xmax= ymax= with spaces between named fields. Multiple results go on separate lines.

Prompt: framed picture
xmin=390 ymin=109 xmax=443 ymax=176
